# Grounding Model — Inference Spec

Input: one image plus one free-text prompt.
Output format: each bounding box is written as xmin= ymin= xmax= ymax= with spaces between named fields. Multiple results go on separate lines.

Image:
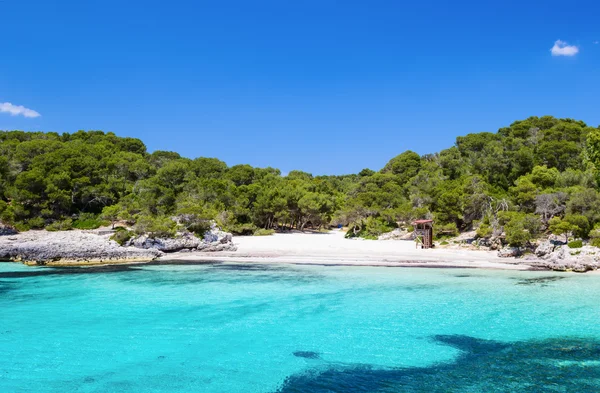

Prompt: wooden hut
xmin=412 ymin=219 xmax=433 ymax=249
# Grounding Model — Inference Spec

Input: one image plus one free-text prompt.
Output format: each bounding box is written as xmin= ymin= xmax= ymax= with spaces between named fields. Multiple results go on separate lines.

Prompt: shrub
xmin=0 ymin=202 xmax=15 ymax=224
xmin=568 ymin=240 xmax=583 ymax=249
xmin=363 ymin=217 xmax=395 ymax=239
xmin=223 ymin=222 xmax=256 ymax=235
xmin=436 ymin=223 xmax=459 ymax=239
xmin=46 ymin=218 xmax=73 ymax=231
xmin=476 ymin=223 xmax=492 ymax=239
xmin=133 ymin=215 xmax=177 ymax=238
xmin=73 ymin=213 xmax=104 ymax=230
xmin=111 ymin=227 xmax=133 ymax=246
xmin=254 ymin=228 xmax=275 ymax=236
xmin=549 ymin=216 xmax=576 ymax=243
xmin=564 ymin=214 xmax=590 ymax=239
xmin=505 ymin=220 xmax=531 ymax=247
xmin=589 ymin=225 xmax=600 ymax=248
xmin=497 ymin=211 xmax=541 ymax=246
xmin=439 ymin=240 xmax=449 ymax=245
xmin=14 ymin=222 xmax=30 ymax=232
xmin=27 ymin=217 xmax=45 ymax=229
xmin=346 ymin=217 xmax=394 ymax=240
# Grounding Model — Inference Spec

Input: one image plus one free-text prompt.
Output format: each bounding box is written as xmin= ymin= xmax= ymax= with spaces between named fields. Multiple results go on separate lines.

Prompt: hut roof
xmin=412 ymin=219 xmax=433 ymax=224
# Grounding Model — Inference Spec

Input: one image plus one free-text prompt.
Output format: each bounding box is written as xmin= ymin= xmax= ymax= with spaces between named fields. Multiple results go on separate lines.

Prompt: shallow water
xmin=1 ymin=262 xmax=599 ymax=392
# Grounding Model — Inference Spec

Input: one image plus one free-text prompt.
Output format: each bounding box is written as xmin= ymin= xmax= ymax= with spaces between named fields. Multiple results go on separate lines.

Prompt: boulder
xmin=0 ymin=222 xmax=17 ymax=236
xmin=378 ymin=228 xmax=409 ymax=241
xmin=129 ymin=232 xmax=201 ymax=252
xmin=541 ymin=246 xmax=600 ymax=272
xmin=497 ymin=246 xmax=521 ymax=258
xmin=128 ymin=223 xmax=236 ymax=253
xmin=454 ymin=230 xmax=477 ymax=244
xmin=203 ymin=223 xmax=233 ymax=245
xmin=535 ymin=241 xmax=555 ymax=258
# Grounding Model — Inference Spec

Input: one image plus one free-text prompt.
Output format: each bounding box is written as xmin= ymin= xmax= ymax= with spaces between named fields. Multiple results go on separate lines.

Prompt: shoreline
xmin=3 ymin=229 xmax=596 ymax=273
xmin=158 ymin=230 xmax=541 ymax=271
xmin=157 ymin=255 xmax=536 ymax=270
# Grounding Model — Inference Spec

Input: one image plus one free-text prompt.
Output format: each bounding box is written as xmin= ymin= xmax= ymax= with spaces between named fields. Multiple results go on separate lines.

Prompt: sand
xmin=162 ymin=230 xmax=535 ymax=270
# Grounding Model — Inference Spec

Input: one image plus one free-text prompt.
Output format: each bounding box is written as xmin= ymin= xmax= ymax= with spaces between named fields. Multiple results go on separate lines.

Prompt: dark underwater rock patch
xmin=293 ymin=351 xmax=321 ymax=359
xmin=0 ymin=265 xmax=141 ymax=278
xmin=274 ymin=335 xmax=600 ymax=393
xmin=515 ymin=276 xmax=566 ymax=286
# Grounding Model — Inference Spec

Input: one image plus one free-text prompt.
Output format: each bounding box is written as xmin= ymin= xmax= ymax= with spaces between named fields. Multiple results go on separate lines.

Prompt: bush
xmin=435 ymin=222 xmax=459 ymax=239
xmin=45 ymin=218 xmax=73 ymax=231
xmin=346 ymin=217 xmax=394 ymax=240
xmin=0 ymin=203 xmax=15 ymax=224
xmin=498 ymin=211 xmax=541 ymax=247
xmin=14 ymin=222 xmax=30 ymax=232
xmin=568 ymin=240 xmax=583 ymax=249
xmin=72 ymin=212 xmax=105 ymax=230
xmin=111 ymin=227 xmax=133 ymax=246
xmin=223 ymin=222 xmax=256 ymax=236
xmin=476 ymin=223 xmax=492 ymax=239
xmin=439 ymin=240 xmax=449 ymax=245
xmin=505 ymin=221 xmax=531 ymax=247
xmin=254 ymin=228 xmax=275 ymax=236
xmin=27 ymin=217 xmax=45 ymax=229
xmin=133 ymin=215 xmax=177 ymax=238
xmin=590 ymin=238 xmax=600 ymax=248
xmin=177 ymin=215 xmax=212 ymax=237
xmin=564 ymin=214 xmax=590 ymax=239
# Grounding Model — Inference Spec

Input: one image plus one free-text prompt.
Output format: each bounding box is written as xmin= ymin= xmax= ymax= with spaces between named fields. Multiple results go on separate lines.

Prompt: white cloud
xmin=0 ymin=102 xmax=41 ymax=118
xmin=551 ymin=40 xmax=579 ymax=56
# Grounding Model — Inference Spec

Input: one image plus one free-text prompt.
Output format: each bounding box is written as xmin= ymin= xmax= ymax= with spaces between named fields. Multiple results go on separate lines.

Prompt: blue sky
xmin=1 ymin=0 xmax=599 ymax=175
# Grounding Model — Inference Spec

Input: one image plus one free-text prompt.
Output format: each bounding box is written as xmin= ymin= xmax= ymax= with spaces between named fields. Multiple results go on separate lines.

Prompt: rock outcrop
xmin=0 ymin=230 xmax=162 ymax=265
xmin=0 ymin=222 xmax=17 ymax=236
xmin=534 ymin=241 xmax=555 ymax=257
xmin=541 ymin=245 xmax=600 ymax=272
xmin=127 ymin=223 xmax=236 ymax=253
xmin=497 ymin=246 xmax=521 ymax=258
xmin=378 ymin=229 xmax=411 ymax=241
xmin=0 ymin=222 xmax=237 ymax=266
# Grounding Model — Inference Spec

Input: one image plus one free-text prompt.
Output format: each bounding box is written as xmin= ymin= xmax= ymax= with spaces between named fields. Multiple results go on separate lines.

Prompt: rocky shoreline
xmin=2 ymin=226 xmax=599 ymax=273
xmin=0 ymin=225 xmax=236 ymax=266
xmin=428 ymin=230 xmax=600 ymax=273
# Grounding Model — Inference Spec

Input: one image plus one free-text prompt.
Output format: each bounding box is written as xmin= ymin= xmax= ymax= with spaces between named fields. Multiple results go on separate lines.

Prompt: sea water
xmin=1 ymin=262 xmax=599 ymax=392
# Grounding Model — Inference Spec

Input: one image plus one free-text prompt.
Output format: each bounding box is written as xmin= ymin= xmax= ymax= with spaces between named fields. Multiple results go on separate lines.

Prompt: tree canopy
xmin=1 ymin=116 xmax=599 ymax=242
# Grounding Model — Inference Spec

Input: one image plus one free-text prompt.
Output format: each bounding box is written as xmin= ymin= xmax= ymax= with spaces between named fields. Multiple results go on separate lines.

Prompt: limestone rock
xmin=129 ymin=232 xmax=201 ymax=252
xmin=541 ymin=245 xmax=600 ymax=272
xmin=497 ymin=246 xmax=521 ymax=258
xmin=0 ymin=230 xmax=162 ymax=265
xmin=378 ymin=228 xmax=409 ymax=241
xmin=535 ymin=241 xmax=555 ymax=257
xmin=128 ymin=223 xmax=237 ymax=253
xmin=454 ymin=230 xmax=477 ymax=244
xmin=0 ymin=222 xmax=17 ymax=236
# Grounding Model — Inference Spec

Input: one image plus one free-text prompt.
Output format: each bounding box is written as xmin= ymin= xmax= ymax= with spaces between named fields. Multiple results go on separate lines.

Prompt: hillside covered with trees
xmin=2 ymin=116 xmax=600 ymax=247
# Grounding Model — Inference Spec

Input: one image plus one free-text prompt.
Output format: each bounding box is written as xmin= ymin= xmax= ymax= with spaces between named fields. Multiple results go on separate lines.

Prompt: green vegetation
xmin=254 ymin=228 xmax=275 ymax=236
xmin=110 ymin=227 xmax=133 ymax=246
xmin=568 ymin=240 xmax=583 ymax=249
xmin=2 ymin=116 xmax=600 ymax=245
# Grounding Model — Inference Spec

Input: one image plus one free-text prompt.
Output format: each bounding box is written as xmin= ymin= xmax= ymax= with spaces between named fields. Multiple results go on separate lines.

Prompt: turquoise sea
xmin=1 ymin=261 xmax=599 ymax=392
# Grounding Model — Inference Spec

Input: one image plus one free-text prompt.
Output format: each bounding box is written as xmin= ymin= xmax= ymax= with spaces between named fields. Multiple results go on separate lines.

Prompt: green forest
xmin=2 ymin=116 xmax=600 ymax=247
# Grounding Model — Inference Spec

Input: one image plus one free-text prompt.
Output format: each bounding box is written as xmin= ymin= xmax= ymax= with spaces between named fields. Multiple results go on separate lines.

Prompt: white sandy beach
xmin=163 ymin=230 xmax=535 ymax=270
